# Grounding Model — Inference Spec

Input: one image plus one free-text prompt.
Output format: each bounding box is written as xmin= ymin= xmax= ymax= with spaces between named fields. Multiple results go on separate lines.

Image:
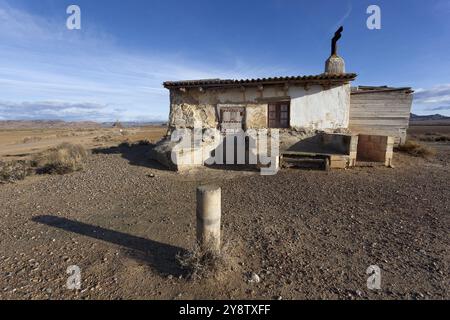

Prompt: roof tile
xmin=163 ymin=73 xmax=357 ymax=89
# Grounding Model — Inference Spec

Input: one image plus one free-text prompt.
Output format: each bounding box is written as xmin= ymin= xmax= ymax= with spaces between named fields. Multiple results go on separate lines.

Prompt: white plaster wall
xmin=169 ymin=82 xmax=350 ymax=130
xmin=289 ymin=84 xmax=350 ymax=130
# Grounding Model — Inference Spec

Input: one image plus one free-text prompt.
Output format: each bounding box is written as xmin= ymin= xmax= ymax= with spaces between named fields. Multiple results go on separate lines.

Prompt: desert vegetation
xmin=22 ymin=136 xmax=43 ymax=144
xmin=34 ymin=143 xmax=88 ymax=174
xmin=0 ymin=160 xmax=32 ymax=184
xmin=396 ymin=140 xmax=436 ymax=158
xmin=417 ymin=133 xmax=450 ymax=142
xmin=0 ymin=143 xmax=89 ymax=183
xmin=176 ymin=241 xmax=235 ymax=280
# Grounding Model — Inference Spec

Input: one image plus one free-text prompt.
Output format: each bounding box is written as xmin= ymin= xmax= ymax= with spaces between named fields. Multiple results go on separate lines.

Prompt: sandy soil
xmin=0 ymin=126 xmax=167 ymax=160
xmin=0 ymin=126 xmax=448 ymax=300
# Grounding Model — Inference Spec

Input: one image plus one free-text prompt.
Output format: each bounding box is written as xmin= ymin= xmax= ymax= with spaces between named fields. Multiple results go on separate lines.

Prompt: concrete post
xmin=196 ymin=185 xmax=221 ymax=253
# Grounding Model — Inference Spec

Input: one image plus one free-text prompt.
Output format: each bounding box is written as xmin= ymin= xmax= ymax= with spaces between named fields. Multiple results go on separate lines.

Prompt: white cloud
xmin=413 ymin=84 xmax=450 ymax=115
xmin=0 ymin=0 xmax=115 ymax=48
xmin=414 ymin=84 xmax=450 ymax=104
xmin=0 ymin=2 xmax=50 ymax=41
xmin=430 ymin=106 xmax=450 ymax=111
xmin=0 ymin=1 xmax=285 ymax=122
xmin=332 ymin=1 xmax=352 ymax=32
xmin=0 ymin=100 xmax=167 ymax=122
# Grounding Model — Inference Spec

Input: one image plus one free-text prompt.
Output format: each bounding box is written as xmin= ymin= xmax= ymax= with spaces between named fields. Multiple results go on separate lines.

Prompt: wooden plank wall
xmin=349 ymin=90 xmax=413 ymax=145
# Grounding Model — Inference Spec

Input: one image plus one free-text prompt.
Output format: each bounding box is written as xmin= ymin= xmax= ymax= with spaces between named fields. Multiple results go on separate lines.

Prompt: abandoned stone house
xmin=153 ymin=28 xmax=414 ymax=171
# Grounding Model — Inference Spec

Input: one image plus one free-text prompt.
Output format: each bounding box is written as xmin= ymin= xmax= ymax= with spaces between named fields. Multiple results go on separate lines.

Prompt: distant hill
xmin=0 ymin=120 xmax=101 ymax=130
xmin=101 ymin=121 xmax=165 ymax=128
xmin=0 ymin=120 xmax=166 ymax=130
xmin=410 ymin=113 xmax=450 ymax=121
xmin=410 ymin=114 xmax=450 ymax=126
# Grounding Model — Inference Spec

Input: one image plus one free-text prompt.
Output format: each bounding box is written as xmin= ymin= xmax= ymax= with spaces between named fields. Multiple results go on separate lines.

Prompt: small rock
xmin=248 ymin=272 xmax=261 ymax=284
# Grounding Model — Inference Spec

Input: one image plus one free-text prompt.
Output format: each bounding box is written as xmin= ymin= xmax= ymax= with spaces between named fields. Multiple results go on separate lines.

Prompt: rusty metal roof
xmin=351 ymin=86 xmax=414 ymax=94
xmin=163 ymin=73 xmax=357 ymax=89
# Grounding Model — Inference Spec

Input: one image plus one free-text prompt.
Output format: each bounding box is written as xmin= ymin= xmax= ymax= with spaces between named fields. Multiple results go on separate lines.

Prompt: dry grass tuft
xmin=35 ymin=143 xmax=88 ymax=174
xmin=22 ymin=136 xmax=42 ymax=144
xmin=136 ymin=139 xmax=152 ymax=146
xmin=177 ymin=240 xmax=234 ymax=280
xmin=0 ymin=160 xmax=32 ymax=183
xmin=396 ymin=140 xmax=436 ymax=158
xmin=93 ymin=135 xmax=113 ymax=143
xmin=118 ymin=140 xmax=154 ymax=148
xmin=418 ymin=133 xmax=450 ymax=142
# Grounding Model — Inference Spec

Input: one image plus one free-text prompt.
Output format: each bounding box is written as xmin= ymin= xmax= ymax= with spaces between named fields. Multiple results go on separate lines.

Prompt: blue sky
xmin=0 ymin=0 xmax=449 ymax=121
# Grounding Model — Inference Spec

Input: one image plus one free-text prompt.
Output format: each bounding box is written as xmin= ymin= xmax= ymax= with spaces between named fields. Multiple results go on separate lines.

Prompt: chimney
xmin=325 ymin=26 xmax=346 ymax=74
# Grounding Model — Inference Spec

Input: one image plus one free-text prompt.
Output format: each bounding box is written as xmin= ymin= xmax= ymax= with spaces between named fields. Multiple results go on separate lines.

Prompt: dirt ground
xmin=0 ymin=126 xmax=166 ymax=160
xmin=0 ymin=125 xmax=448 ymax=300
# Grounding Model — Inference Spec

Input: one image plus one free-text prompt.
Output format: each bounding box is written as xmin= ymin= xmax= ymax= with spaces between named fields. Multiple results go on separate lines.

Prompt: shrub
xmin=176 ymin=240 xmax=233 ymax=280
xmin=118 ymin=141 xmax=132 ymax=148
xmin=419 ymin=134 xmax=450 ymax=142
xmin=118 ymin=140 xmax=154 ymax=148
xmin=22 ymin=136 xmax=42 ymax=144
xmin=396 ymin=140 xmax=436 ymax=158
xmin=35 ymin=143 xmax=88 ymax=174
xmin=0 ymin=160 xmax=32 ymax=183
xmin=136 ymin=139 xmax=152 ymax=146
xmin=93 ymin=135 xmax=113 ymax=143
xmin=434 ymin=135 xmax=450 ymax=142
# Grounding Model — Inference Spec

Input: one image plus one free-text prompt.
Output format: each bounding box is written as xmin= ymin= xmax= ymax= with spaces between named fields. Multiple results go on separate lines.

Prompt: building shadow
xmin=32 ymin=215 xmax=186 ymax=276
xmin=286 ymin=134 xmax=350 ymax=155
xmin=93 ymin=142 xmax=170 ymax=171
xmin=204 ymin=133 xmax=261 ymax=172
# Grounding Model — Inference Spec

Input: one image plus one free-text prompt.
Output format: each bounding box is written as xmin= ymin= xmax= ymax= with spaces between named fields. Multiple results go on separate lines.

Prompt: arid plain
xmin=0 ymin=122 xmax=448 ymax=300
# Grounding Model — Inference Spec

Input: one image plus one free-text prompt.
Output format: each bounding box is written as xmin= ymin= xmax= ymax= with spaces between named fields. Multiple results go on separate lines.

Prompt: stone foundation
xmin=151 ymin=128 xmax=360 ymax=171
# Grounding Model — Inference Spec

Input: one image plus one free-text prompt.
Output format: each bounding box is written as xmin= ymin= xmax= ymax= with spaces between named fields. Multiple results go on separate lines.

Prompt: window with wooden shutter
xmin=220 ymin=107 xmax=245 ymax=132
xmin=268 ymin=102 xmax=290 ymax=128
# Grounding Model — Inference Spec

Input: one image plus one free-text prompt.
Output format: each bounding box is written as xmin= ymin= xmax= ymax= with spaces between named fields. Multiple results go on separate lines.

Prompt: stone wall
xmin=168 ymin=90 xmax=218 ymax=129
xmin=245 ymin=104 xmax=267 ymax=129
xmin=168 ymin=82 xmax=351 ymax=132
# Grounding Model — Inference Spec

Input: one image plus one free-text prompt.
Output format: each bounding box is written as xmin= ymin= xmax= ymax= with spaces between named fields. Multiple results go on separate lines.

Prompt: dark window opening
xmin=268 ymin=102 xmax=290 ymax=128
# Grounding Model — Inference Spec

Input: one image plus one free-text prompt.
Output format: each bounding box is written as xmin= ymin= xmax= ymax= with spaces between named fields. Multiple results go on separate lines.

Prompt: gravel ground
xmin=0 ymin=142 xmax=448 ymax=300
